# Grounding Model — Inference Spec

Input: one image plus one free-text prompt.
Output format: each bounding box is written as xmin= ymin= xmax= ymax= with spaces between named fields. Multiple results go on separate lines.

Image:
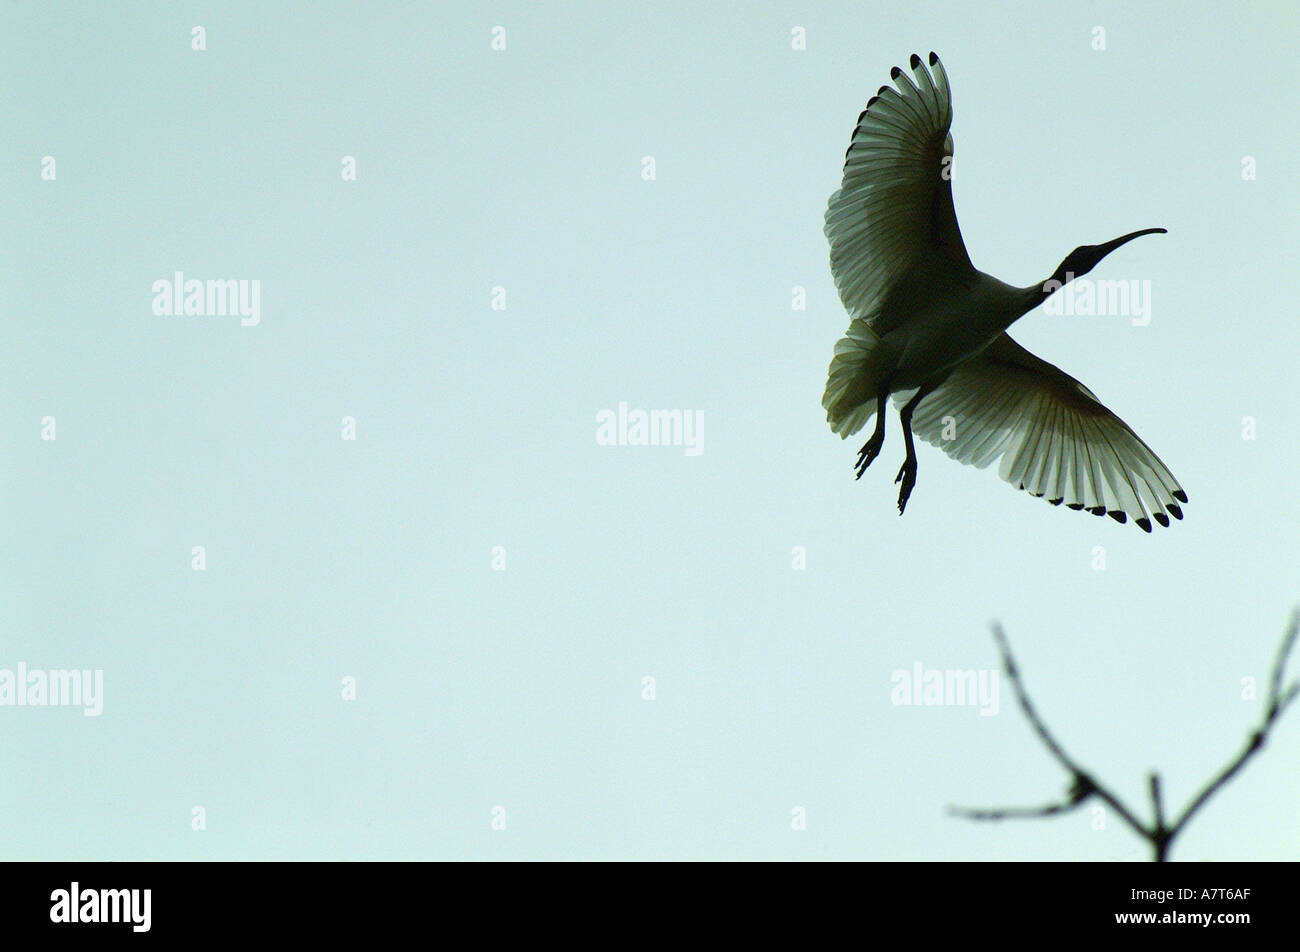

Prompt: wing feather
xmin=825 ymin=53 xmax=973 ymax=335
xmin=899 ymin=334 xmax=1187 ymax=530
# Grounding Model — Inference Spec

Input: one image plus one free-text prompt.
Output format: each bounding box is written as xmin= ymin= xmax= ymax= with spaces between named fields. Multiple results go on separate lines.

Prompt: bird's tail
xmin=823 ymin=318 xmax=888 ymax=437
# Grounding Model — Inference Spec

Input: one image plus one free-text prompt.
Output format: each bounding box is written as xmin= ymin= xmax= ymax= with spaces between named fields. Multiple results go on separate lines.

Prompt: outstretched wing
xmin=824 ymin=52 xmax=973 ymax=335
xmin=900 ymin=334 xmax=1188 ymax=531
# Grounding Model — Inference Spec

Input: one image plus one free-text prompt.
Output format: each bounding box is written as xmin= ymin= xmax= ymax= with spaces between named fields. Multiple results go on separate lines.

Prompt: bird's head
xmin=1043 ymin=227 xmax=1166 ymax=294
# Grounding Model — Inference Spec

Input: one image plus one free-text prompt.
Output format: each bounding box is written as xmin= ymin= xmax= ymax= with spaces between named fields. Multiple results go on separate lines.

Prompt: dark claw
xmin=855 ymin=434 xmax=884 ymax=479
xmin=895 ymin=461 xmax=917 ymax=514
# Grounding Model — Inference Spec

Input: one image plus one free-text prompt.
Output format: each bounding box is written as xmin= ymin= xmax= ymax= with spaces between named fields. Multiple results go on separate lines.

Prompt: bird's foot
xmin=855 ymin=433 xmax=884 ymax=479
xmin=894 ymin=460 xmax=917 ymax=515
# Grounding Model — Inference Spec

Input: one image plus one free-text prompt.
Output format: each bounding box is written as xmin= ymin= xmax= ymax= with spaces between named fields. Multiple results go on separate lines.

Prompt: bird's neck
xmin=960 ymin=275 xmax=1046 ymax=342
xmin=1002 ymin=281 xmax=1053 ymax=328
xmin=1037 ymin=265 xmax=1077 ymax=303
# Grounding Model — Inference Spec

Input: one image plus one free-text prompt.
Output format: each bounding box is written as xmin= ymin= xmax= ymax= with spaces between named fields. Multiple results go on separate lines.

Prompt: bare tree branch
xmin=947 ymin=776 xmax=1091 ymax=822
xmin=949 ymin=609 xmax=1299 ymax=861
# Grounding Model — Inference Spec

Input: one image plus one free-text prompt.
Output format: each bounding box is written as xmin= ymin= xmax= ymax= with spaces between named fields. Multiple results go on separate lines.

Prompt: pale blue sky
xmin=2 ymin=1 xmax=1296 ymax=860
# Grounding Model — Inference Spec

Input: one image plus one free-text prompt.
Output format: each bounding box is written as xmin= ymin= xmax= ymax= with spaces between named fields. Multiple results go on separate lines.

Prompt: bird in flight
xmin=823 ymin=52 xmax=1186 ymax=531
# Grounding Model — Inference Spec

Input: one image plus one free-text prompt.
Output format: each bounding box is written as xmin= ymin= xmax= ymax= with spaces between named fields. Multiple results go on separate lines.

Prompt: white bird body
xmin=823 ymin=53 xmax=1186 ymax=531
xmin=885 ymin=272 xmax=1028 ymax=390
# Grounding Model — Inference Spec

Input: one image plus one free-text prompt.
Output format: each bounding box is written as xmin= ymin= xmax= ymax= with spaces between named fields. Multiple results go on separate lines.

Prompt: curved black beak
xmin=1048 ymin=227 xmax=1166 ymax=288
xmin=1094 ymin=227 xmax=1167 ymax=259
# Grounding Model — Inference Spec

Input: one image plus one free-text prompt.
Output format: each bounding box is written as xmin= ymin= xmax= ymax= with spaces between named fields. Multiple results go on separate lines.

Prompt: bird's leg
xmin=894 ymin=386 xmax=934 ymax=515
xmin=855 ymin=392 xmax=889 ymax=479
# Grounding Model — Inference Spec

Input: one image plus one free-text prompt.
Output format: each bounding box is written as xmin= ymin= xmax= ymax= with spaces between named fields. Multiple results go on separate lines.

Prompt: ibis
xmin=823 ymin=52 xmax=1187 ymax=531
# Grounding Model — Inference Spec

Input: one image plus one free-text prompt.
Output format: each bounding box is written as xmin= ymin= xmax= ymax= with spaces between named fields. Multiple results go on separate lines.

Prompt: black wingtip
xmin=1067 ymin=502 xmax=1085 ymax=511
xmin=1167 ymin=503 xmax=1183 ymax=520
xmin=928 ymin=51 xmax=939 ymax=66
xmin=1049 ymin=498 xmax=1063 ymax=507
xmin=1173 ymin=489 xmax=1188 ymax=503
xmin=1153 ymin=512 xmax=1170 ymax=527
xmin=1088 ymin=506 xmax=1106 ymax=516
xmin=1108 ymin=511 xmax=1127 ymax=524
xmin=1137 ymin=517 xmax=1152 ymax=533
xmin=877 ymin=85 xmax=891 ymax=97
xmin=890 ymin=65 xmax=903 ymax=79
xmin=909 ymin=53 xmax=921 ymax=69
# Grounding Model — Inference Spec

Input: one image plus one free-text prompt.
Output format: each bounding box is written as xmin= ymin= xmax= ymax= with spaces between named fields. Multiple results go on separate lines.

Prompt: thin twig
xmin=948 ymin=777 xmax=1091 ymax=821
xmin=1149 ymin=773 xmax=1169 ymax=862
xmin=1168 ymin=609 xmax=1300 ymax=837
xmin=1149 ymin=774 xmax=1165 ymax=833
xmin=956 ymin=624 xmax=1148 ymax=839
